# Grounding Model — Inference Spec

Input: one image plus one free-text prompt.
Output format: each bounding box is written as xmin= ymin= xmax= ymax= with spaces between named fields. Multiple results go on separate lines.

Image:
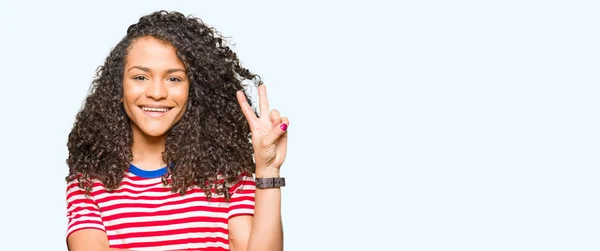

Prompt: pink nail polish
xmin=280 ymin=123 xmax=288 ymax=131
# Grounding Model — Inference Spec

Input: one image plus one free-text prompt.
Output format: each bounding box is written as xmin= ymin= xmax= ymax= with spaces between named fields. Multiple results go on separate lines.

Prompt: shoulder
xmin=66 ymin=173 xmax=107 ymax=199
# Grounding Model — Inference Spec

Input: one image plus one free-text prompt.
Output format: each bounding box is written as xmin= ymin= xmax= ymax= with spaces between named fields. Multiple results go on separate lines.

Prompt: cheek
xmin=173 ymin=84 xmax=190 ymax=105
xmin=122 ymin=81 xmax=143 ymax=105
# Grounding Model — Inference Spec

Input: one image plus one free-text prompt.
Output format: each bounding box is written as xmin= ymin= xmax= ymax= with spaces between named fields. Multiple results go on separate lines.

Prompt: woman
xmin=65 ymin=10 xmax=288 ymax=251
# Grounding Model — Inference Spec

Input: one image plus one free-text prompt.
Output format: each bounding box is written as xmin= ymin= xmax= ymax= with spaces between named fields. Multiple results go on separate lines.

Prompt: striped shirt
xmin=66 ymin=164 xmax=256 ymax=251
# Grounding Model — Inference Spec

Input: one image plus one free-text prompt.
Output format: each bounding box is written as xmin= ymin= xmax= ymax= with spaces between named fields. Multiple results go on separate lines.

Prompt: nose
xmin=145 ymin=79 xmax=168 ymax=100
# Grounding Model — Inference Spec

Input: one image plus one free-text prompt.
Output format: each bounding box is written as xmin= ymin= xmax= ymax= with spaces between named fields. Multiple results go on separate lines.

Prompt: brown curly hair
xmin=66 ymin=10 xmax=260 ymax=199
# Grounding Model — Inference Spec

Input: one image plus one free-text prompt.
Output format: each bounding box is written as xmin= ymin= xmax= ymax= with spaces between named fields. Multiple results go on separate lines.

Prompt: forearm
xmin=247 ymin=168 xmax=284 ymax=251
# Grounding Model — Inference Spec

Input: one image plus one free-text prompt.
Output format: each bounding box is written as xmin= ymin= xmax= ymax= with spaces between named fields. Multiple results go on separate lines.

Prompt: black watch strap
xmin=255 ymin=177 xmax=286 ymax=189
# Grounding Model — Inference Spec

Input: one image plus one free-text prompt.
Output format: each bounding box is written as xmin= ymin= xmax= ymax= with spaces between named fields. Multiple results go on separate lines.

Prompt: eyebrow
xmin=127 ymin=66 xmax=186 ymax=74
xmin=166 ymin=68 xmax=186 ymax=74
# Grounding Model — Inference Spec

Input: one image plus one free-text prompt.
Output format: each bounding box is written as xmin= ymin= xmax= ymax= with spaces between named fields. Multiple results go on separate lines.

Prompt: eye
xmin=133 ymin=75 xmax=148 ymax=81
xmin=167 ymin=77 xmax=182 ymax=82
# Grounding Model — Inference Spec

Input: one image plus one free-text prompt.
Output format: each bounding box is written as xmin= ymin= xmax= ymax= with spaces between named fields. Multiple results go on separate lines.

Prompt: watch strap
xmin=255 ymin=177 xmax=286 ymax=189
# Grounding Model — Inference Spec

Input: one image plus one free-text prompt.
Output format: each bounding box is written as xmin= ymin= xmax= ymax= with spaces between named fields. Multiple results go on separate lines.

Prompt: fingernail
xmin=280 ymin=123 xmax=288 ymax=131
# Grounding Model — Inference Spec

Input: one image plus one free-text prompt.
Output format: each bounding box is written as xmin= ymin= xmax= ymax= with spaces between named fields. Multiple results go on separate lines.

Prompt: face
xmin=122 ymin=36 xmax=189 ymax=138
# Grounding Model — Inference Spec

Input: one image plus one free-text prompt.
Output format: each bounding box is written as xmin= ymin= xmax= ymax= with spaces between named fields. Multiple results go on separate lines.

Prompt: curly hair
xmin=66 ymin=10 xmax=260 ymax=199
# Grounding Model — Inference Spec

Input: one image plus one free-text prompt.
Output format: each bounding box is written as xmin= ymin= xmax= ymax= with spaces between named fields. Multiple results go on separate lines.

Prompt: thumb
xmin=263 ymin=122 xmax=288 ymax=145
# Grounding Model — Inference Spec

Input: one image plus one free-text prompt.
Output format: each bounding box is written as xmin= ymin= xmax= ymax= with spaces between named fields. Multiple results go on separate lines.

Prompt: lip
xmin=138 ymin=105 xmax=174 ymax=118
xmin=139 ymin=104 xmax=174 ymax=108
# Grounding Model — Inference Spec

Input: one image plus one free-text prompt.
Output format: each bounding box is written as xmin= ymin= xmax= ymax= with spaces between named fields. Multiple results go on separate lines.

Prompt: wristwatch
xmin=255 ymin=177 xmax=286 ymax=189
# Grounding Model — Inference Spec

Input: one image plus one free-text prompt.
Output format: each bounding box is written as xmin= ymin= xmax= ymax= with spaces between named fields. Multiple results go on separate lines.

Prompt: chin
xmin=134 ymin=123 xmax=171 ymax=138
xmin=141 ymin=127 xmax=171 ymax=137
xmin=130 ymin=115 xmax=182 ymax=138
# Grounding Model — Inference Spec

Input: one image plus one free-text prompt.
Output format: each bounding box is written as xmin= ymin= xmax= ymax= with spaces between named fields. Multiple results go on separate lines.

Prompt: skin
xmin=123 ymin=37 xmax=190 ymax=170
xmin=67 ymin=37 xmax=288 ymax=251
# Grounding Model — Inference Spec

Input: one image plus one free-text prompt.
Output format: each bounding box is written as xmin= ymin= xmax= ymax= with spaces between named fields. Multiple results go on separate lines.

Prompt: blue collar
xmin=129 ymin=163 xmax=168 ymax=178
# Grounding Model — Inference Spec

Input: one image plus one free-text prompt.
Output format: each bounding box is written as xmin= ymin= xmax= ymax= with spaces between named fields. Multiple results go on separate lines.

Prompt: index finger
xmin=236 ymin=90 xmax=257 ymax=122
xmin=258 ymin=84 xmax=269 ymax=118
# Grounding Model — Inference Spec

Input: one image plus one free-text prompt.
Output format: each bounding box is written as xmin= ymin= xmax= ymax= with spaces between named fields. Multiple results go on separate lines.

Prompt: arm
xmin=248 ymin=168 xmax=283 ymax=251
xmin=66 ymin=179 xmax=132 ymax=251
xmin=68 ymin=229 xmax=131 ymax=251
xmin=229 ymin=168 xmax=283 ymax=251
xmin=234 ymin=85 xmax=289 ymax=251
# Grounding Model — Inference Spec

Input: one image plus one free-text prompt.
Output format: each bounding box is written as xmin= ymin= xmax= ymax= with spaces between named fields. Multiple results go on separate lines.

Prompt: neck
xmin=131 ymin=126 xmax=167 ymax=171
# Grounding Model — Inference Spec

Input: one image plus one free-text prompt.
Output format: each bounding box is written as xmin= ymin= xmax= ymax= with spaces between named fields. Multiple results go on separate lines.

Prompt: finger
xmin=269 ymin=109 xmax=282 ymax=126
xmin=258 ymin=84 xmax=269 ymax=118
xmin=280 ymin=117 xmax=289 ymax=139
xmin=236 ymin=90 xmax=257 ymax=123
xmin=278 ymin=117 xmax=289 ymax=159
xmin=263 ymin=120 xmax=289 ymax=146
xmin=281 ymin=116 xmax=289 ymax=126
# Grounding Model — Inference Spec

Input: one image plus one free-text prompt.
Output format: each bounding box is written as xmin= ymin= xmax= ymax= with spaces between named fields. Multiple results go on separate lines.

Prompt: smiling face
xmin=122 ymin=36 xmax=189 ymax=138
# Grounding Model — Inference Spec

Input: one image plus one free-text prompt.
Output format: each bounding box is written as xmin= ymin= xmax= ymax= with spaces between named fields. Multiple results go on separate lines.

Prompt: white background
xmin=0 ymin=0 xmax=598 ymax=250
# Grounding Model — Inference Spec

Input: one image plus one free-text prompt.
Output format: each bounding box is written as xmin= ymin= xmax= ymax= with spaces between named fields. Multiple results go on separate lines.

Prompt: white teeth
xmin=141 ymin=107 xmax=170 ymax=112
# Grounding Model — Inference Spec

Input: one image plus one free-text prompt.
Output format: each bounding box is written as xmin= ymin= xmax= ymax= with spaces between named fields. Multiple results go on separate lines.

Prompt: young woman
xmin=65 ymin=10 xmax=288 ymax=251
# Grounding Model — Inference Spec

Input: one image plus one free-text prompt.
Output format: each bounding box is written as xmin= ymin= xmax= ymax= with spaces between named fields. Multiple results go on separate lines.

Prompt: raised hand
xmin=236 ymin=85 xmax=289 ymax=177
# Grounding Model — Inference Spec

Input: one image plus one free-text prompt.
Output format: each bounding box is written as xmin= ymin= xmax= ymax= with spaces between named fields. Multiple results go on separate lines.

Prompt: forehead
xmin=125 ymin=36 xmax=185 ymax=69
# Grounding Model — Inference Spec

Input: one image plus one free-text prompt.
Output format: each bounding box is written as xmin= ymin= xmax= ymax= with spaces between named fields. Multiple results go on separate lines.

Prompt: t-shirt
xmin=66 ymin=164 xmax=256 ymax=251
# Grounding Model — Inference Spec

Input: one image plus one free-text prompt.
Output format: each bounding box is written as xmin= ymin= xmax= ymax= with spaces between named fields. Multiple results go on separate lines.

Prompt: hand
xmin=236 ymin=85 xmax=289 ymax=177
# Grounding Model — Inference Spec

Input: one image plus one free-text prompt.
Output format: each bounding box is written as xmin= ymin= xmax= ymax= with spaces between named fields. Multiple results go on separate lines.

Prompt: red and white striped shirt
xmin=66 ymin=164 xmax=255 ymax=251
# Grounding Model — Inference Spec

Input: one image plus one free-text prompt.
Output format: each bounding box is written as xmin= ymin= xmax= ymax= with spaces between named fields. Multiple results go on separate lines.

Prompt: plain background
xmin=0 ymin=0 xmax=598 ymax=250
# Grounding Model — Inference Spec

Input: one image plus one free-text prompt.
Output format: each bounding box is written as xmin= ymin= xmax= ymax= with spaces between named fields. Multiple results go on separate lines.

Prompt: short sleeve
xmin=227 ymin=174 xmax=256 ymax=219
xmin=65 ymin=179 xmax=105 ymax=239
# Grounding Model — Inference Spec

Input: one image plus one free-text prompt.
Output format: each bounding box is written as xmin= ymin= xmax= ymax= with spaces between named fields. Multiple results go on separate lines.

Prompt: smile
xmin=139 ymin=106 xmax=173 ymax=117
